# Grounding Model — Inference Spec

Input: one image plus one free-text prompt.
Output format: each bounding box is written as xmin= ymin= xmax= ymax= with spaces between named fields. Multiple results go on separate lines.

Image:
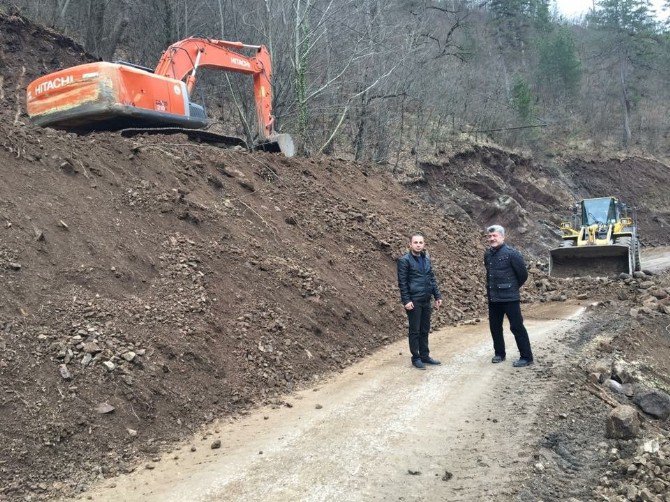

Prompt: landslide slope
xmin=0 ymin=11 xmax=487 ymax=499
xmin=416 ymin=146 xmax=670 ymax=253
xmin=1 ymin=10 xmax=670 ymax=501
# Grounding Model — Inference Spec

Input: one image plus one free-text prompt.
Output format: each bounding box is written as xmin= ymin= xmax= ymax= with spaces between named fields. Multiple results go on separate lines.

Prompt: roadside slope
xmin=1 ymin=10 xmax=670 ymax=501
xmin=76 ymin=302 xmax=588 ymax=502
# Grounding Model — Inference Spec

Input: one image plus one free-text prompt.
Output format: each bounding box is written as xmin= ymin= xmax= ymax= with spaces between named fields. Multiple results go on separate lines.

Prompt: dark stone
xmin=633 ymin=388 xmax=670 ymax=420
xmin=606 ymin=405 xmax=640 ymax=439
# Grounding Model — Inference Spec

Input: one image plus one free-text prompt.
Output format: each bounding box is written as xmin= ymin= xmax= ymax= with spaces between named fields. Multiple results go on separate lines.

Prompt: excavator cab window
xmin=581 ymin=198 xmax=617 ymax=226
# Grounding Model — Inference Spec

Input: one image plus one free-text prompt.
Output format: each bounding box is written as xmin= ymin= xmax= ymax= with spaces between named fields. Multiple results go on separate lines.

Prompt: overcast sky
xmin=555 ymin=0 xmax=669 ymax=20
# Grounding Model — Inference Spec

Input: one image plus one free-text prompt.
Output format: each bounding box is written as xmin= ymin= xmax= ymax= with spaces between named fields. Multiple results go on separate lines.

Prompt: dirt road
xmin=642 ymin=246 xmax=670 ymax=274
xmin=77 ymin=301 xmax=589 ymax=502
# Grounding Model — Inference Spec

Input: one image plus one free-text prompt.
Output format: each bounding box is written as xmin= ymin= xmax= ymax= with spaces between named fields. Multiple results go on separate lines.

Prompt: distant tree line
xmin=2 ymin=0 xmax=669 ymax=160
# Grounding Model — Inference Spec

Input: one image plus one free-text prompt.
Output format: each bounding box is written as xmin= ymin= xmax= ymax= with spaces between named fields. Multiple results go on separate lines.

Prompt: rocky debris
xmin=58 ymin=364 xmax=71 ymax=380
xmin=612 ymin=359 xmax=635 ymax=384
xmin=633 ymin=388 xmax=670 ymax=420
xmin=520 ymin=274 xmax=670 ymax=501
xmin=210 ymin=440 xmax=222 ymax=449
xmin=595 ymin=436 xmax=670 ymax=502
xmin=606 ymin=405 xmax=641 ymax=439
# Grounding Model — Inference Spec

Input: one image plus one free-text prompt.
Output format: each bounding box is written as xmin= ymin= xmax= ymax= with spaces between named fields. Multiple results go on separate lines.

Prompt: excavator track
xmin=119 ymin=127 xmax=248 ymax=149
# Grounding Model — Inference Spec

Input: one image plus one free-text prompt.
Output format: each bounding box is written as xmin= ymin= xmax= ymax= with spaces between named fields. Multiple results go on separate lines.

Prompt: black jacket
xmin=484 ymin=244 xmax=528 ymax=303
xmin=397 ymin=252 xmax=442 ymax=305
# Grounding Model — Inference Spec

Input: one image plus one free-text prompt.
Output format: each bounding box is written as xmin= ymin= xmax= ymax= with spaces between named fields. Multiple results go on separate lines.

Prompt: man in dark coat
xmin=484 ymin=225 xmax=534 ymax=367
xmin=397 ymin=233 xmax=443 ymax=370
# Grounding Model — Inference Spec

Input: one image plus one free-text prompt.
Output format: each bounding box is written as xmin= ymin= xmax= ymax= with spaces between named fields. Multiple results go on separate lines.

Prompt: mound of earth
xmin=415 ymin=145 xmax=670 ymax=254
xmin=1 ymin=9 xmax=669 ymax=501
xmin=0 ymin=12 xmax=491 ymax=499
xmin=518 ymin=270 xmax=670 ymax=501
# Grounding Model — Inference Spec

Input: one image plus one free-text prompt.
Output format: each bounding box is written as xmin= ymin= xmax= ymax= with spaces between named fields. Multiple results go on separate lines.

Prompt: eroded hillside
xmin=1 ymin=10 xmax=669 ymax=500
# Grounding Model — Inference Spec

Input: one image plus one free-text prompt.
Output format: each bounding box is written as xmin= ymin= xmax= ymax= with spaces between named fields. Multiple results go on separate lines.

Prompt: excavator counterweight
xmin=26 ymin=38 xmax=294 ymax=157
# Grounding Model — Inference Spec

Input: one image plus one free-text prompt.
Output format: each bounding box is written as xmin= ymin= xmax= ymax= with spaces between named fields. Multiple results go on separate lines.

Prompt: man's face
xmin=409 ymin=235 xmax=425 ymax=254
xmin=487 ymin=231 xmax=504 ymax=248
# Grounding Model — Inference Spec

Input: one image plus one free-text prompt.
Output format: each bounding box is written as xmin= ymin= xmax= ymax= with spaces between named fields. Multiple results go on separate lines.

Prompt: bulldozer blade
xmin=549 ymin=244 xmax=632 ymax=278
xmin=254 ymin=133 xmax=295 ymax=157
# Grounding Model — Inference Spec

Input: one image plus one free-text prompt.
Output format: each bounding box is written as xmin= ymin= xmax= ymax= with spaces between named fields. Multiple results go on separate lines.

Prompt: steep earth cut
xmin=0 ymin=10 xmax=669 ymax=501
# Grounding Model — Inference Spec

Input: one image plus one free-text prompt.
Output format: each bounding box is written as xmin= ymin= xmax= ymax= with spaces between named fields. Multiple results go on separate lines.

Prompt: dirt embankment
xmin=0 ymin=12 xmax=491 ymax=499
xmin=415 ymin=146 xmax=670 ymax=253
xmin=1 ymin=10 xmax=670 ymax=501
xmin=519 ymin=269 xmax=670 ymax=502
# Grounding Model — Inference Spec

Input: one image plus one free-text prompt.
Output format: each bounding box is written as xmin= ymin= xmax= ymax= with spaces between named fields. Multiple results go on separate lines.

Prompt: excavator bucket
xmin=255 ymin=133 xmax=295 ymax=157
xmin=549 ymin=244 xmax=632 ymax=278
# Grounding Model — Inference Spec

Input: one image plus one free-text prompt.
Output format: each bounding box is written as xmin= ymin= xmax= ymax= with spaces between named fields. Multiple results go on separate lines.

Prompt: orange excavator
xmin=26 ymin=37 xmax=294 ymax=156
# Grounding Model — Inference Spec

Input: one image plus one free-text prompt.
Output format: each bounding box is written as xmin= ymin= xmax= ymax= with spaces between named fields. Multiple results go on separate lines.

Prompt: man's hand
xmin=404 ymin=301 xmax=414 ymax=311
xmin=434 ymin=299 xmax=443 ymax=310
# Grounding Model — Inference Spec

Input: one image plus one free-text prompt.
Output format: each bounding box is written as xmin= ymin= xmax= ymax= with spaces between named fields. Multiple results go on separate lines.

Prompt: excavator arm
xmin=154 ymin=38 xmax=275 ymax=140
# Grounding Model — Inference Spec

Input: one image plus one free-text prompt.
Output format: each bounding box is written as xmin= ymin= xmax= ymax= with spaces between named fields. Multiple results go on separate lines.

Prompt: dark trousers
xmin=488 ymin=301 xmax=533 ymax=360
xmin=406 ymin=297 xmax=432 ymax=361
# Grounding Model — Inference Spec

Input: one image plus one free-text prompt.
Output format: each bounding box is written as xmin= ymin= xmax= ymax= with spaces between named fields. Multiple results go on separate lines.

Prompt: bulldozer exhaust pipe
xmin=549 ymin=244 xmax=632 ymax=278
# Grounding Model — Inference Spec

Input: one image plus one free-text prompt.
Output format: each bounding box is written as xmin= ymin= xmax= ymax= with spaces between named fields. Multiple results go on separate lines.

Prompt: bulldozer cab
xmin=580 ymin=197 xmax=618 ymax=226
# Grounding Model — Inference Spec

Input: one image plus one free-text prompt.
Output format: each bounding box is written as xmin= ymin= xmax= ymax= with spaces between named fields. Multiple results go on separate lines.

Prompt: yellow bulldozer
xmin=549 ymin=197 xmax=641 ymax=277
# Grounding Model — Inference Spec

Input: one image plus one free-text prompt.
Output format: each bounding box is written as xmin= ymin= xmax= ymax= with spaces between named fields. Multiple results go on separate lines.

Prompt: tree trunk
xmin=101 ymin=1 xmax=129 ymax=61
xmin=354 ymin=92 xmax=368 ymax=162
xmin=619 ymin=56 xmax=631 ymax=147
xmin=84 ymin=0 xmax=106 ymax=56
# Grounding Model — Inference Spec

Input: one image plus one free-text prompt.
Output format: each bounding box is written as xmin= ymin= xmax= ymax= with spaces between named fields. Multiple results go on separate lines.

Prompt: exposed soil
xmin=0 ymin=10 xmax=669 ymax=502
xmin=415 ymin=145 xmax=670 ymax=253
xmin=74 ymin=301 xmax=590 ymax=501
xmin=519 ymin=270 xmax=670 ymax=502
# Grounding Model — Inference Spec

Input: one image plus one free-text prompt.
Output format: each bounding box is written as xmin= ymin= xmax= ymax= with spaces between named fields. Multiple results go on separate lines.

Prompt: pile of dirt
xmin=0 ymin=12 xmax=491 ymax=499
xmin=516 ymin=271 xmax=670 ymax=501
xmin=1 ymin=10 xmax=670 ymax=501
xmin=0 ymin=132 xmax=490 ymax=499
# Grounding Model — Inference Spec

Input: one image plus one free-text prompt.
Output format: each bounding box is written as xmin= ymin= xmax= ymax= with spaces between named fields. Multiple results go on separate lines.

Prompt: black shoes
xmin=412 ymin=359 xmax=426 ymax=370
xmin=513 ymin=358 xmax=534 ymax=368
xmin=421 ymin=357 xmax=441 ymax=365
xmin=491 ymin=355 xmax=506 ymax=364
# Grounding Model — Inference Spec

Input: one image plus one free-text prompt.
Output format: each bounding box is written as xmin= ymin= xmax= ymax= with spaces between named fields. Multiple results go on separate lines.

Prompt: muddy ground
xmin=0 ymin=10 xmax=669 ymax=501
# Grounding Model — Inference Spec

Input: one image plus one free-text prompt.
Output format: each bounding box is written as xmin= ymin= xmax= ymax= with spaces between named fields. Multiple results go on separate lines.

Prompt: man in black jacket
xmin=397 ymin=233 xmax=443 ymax=370
xmin=484 ymin=225 xmax=534 ymax=367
